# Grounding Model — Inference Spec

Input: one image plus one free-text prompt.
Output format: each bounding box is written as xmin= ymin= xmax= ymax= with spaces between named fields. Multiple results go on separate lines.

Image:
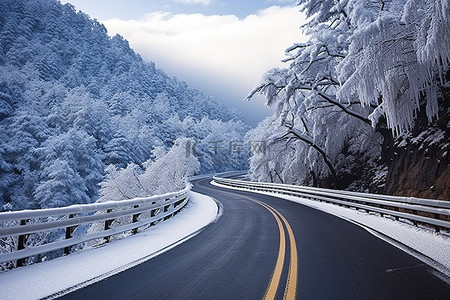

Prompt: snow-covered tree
xmin=98 ymin=163 xmax=146 ymax=202
xmin=338 ymin=0 xmax=450 ymax=135
xmin=102 ymin=134 xmax=135 ymax=169
xmin=248 ymin=0 xmax=449 ymax=190
xmin=97 ymin=137 xmax=199 ymax=203
xmin=88 ymin=138 xmax=199 ymax=240
xmin=35 ymin=129 xmax=103 ymax=207
xmin=34 ymin=158 xmax=88 ymax=208
xmin=139 ymin=137 xmax=200 ymax=195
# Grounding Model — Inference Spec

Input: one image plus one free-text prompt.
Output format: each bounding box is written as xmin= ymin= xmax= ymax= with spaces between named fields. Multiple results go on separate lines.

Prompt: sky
xmin=61 ymin=0 xmax=306 ymax=125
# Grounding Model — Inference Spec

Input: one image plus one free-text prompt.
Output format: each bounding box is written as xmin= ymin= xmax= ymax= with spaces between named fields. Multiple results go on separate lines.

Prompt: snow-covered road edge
xmin=212 ymin=181 xmax=450 ymax=279
xmin=0 ymin=192 xmax=218 ymax=300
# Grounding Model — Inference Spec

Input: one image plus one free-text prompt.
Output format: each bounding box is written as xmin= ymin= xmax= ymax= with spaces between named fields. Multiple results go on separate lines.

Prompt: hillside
xmin=0 ymin=0 xmax=248 ymax=211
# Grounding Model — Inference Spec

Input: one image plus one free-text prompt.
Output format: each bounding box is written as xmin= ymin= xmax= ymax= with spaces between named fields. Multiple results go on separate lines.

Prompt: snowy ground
xmin=0 ymin=192 xmax=218 ymax=300
xmin=212 ymin=182 xmax=450 ymax=278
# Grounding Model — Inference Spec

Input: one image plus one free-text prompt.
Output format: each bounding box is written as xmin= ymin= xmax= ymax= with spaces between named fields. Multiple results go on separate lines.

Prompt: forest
xmin=0 ymin=0 xmax=248 ymax=212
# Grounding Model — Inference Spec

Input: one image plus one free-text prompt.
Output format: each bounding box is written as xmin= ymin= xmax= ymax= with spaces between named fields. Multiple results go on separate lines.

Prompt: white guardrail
xmin=213 ymin=177 xmax=450 ymax=233
xmin=0 ymin=187 xmax=190 ymax=267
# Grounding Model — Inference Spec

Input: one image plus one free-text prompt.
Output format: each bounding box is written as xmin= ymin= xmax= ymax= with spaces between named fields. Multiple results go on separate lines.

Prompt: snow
xmin=212 ymin=182 xmax=450 ymax=276
xmin=0 ymin=192 xmax=218 ymax=299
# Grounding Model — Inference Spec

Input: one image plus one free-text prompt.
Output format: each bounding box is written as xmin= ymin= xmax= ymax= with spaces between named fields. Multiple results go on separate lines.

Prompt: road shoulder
xmin=212 ymin=181 xmax=450 ymax=280
xmin=0 ymin=192 xmax=218 ymax=300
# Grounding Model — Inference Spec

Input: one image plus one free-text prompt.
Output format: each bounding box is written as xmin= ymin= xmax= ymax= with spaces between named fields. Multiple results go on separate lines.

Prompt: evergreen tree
xmin=34 ymin=158 xmax=88 ymax=208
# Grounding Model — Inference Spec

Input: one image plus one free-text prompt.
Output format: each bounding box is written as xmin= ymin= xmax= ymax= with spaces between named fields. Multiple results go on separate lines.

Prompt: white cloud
xmin=174 ymin=0 xmax=211 ymax=5
xmin=102 ymin=6 xmax=306 ymax=124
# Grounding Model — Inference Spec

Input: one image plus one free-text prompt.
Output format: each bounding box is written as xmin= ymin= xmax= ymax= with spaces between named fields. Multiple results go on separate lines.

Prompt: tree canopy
xmin=247 ymin=0 xmax=449 ymax=189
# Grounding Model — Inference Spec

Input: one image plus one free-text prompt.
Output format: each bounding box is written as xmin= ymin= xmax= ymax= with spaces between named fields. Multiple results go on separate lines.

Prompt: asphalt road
xmin=62 ymin=178 xmax=450 ymax=299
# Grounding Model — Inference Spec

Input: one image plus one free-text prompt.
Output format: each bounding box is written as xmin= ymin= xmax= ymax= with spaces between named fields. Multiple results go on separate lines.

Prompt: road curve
xmin=62 ymin=178 xmax=450 ymax=299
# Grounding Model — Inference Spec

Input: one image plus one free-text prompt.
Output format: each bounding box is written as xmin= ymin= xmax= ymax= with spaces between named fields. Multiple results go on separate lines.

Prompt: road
xmin=62 ymin=178 xmax=450 ymax=299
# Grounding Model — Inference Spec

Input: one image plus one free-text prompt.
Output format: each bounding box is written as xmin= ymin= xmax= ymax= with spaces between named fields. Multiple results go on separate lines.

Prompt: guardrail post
xmin=164 ymin=199 xmax=171 ymax=220
xmin=64 ymin=214 xmax=75 ymax=255
xmin=131 ymin=205 xmax=140 ymax=235
xmin=104 ymin=209 xmax=114 ymax=243
xmin=150 ymin=203 xmax=158 ymax=226
xmin=173 ymin=196 xmax=186 ymax=216
xmin=16 ymin=219 xmax=28 ymax=267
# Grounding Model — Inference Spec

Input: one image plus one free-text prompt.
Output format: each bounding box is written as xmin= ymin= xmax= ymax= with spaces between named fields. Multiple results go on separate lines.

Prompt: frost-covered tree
xmin=96 ymin=137 xmax=199 ymax=207
xmin=102 ymin=134 xmax=135 ymax=169
xmin=63 ymin=90 xmax=113 ymax=147
xmin=338 ymin=0 xmax=450 ymax=135
xmin=2 ymin=110 xmax=49 ymax=210
xmin=35 ymin=129 xmax=104 ymax=207
xmin=192 ymin=118 xmax=250 ymax=173
xmin=247 ymin=0 xmax=378 ymax=186
xmin=34 ymin=158 xmax=88 ymax=208
xmin=0 ymin=90 xmax=13 ymax=120
xmin=139 ymin=138 xmax=200 ymax=195
xmin=0 ymin=134 xmax=13 ymax=210
xmin=88 ymin=138 xmax=200 ymax=239
xmin=248 ymin=0 xmax=449 ymax=192
xmin=98 ymin=163 xmax=146 ymax=202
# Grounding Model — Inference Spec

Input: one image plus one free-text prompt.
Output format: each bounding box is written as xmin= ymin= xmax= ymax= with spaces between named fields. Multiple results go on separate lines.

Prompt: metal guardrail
xmin=213 ymin=177 xmax=450 ymax=233
xmin=0 ymin=187 xmax=190 ymax=267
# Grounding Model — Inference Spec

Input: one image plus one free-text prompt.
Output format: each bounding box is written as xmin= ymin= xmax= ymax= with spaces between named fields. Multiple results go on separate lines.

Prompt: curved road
xmin=62 ymin=178 xmax=450 ymax=299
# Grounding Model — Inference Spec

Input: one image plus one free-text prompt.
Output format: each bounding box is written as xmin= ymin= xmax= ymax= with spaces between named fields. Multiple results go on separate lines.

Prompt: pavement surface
xmin=62 ymin=178 xmax=450 ymax=299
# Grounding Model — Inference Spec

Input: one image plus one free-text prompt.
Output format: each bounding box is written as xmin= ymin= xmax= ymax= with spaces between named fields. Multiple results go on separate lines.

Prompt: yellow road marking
xmin=273 ymin=209 xmax=298 ymax=300
xmin=260 ymin=202 xmax=286 ymax=300
xmin=244 ymin=197 xmax=298 ymax=300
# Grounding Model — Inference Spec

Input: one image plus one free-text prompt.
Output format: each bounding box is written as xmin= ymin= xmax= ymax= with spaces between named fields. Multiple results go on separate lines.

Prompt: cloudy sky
xmin=61 ymin=0 xmax=306 ymax=125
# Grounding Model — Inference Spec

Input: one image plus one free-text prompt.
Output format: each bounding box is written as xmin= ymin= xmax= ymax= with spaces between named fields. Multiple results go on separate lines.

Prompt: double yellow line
xmin=244 ymin=197 xmax=298 ymax=300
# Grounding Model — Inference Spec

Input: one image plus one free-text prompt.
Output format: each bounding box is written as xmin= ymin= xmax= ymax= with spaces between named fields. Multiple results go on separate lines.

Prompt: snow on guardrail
xmin=0 ymin=187 xmax=190 ymax=268
xmin=213 ymin=177 xmax=450 ymax=233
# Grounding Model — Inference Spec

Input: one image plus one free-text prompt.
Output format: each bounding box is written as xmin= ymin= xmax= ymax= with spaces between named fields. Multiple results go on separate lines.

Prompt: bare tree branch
xmin=279 ymin=129 xmax=337 ymax=180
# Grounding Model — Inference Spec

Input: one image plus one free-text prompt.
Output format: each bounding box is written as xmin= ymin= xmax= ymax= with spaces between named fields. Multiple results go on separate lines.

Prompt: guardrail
xmin=0 ymin=187 xmax=190 ymax=267
xmin=213 ymin=177 xmax=450 ymax=233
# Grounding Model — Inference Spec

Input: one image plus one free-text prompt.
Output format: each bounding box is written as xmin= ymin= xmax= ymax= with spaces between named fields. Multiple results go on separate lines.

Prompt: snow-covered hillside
xmin=0 ymin=0 xmax=249 ymax=211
